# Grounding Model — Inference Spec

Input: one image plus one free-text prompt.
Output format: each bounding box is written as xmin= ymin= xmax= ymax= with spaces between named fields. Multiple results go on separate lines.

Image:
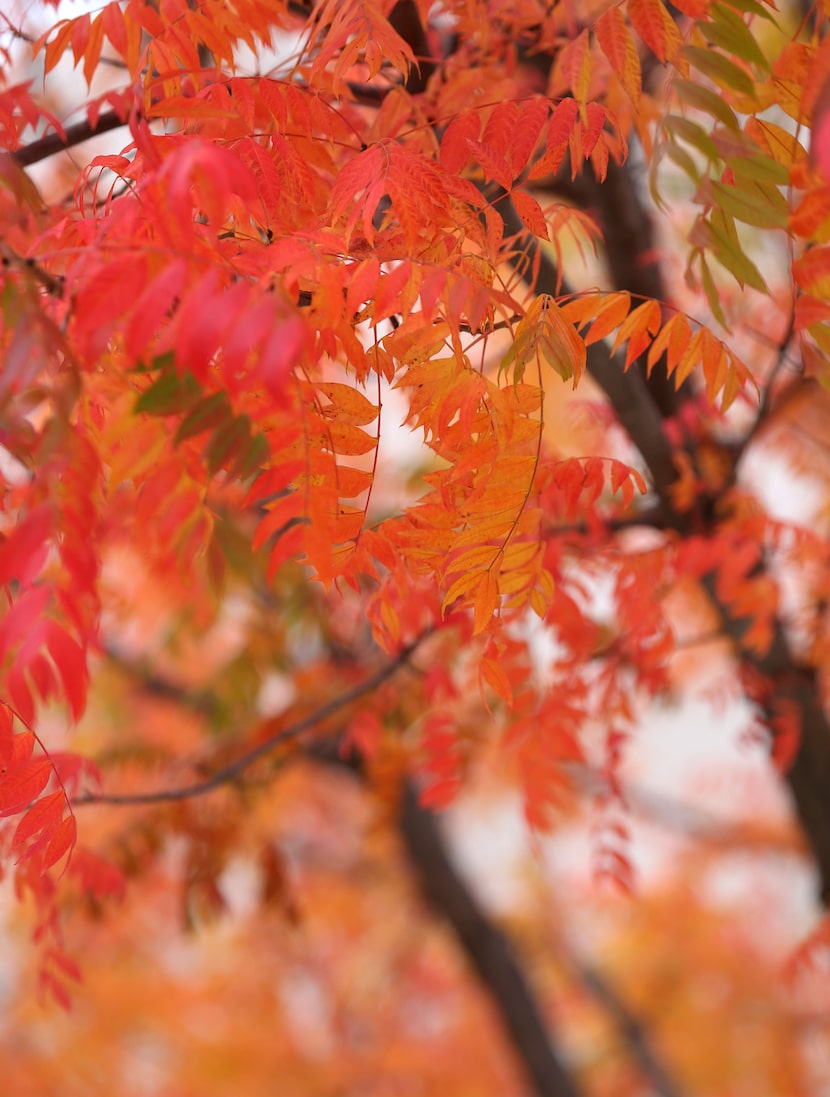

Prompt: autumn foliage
xmin=1 ymin=0 xmax=830 ymax=1088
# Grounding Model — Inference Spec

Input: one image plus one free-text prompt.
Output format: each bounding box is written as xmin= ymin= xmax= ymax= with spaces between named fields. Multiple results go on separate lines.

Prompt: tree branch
xmin=11 ymin=109 xmax=127 ymax=169
xmin=495 ymin=191 xmax=681 ymax=508
xmin=74 ymin=637 xmax=425 ymax=807
xmin=90 ymin=641 xmax=587 ymax=1096
xmin=567 ymin=957 xmax=685 ymax=1097
xmin=315 ymin=729 xmax=589 ymax=1097
xmin=567 ymin=157 xmax=690 ymax=420
xmin=501 ymin=152 xmax=830 ymax=906
xmin=398 ymin=781 xmax=585 ymax=1097
xmin=702 ymin=575 xmax=830 ymax=903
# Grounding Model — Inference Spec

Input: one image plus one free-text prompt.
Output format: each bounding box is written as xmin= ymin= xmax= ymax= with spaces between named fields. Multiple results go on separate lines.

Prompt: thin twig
xmin=568 ymin=956 xmax=685 ymax=1097
xmin=731 ymin=311 xmax=798 ymax=464
xmin=74 ymin=637 xmax=424 ymax=807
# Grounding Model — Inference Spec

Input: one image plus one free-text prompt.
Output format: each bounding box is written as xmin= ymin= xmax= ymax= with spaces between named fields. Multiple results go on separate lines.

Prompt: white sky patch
xmin=740 ymin=442 xmax=827 ymax=528
xmin=445 ymin=792 xmax=533 ymax=915
xmin=368 ymin=372 xmax=434 ymax=519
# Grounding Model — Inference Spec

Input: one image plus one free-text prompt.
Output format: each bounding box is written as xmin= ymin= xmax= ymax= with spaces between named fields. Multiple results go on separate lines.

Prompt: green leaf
xmin=205 ymin=415 xmax=252 ymax=476
xmin=664 ymin=142 xmax=701 ymax=182
xmin=135 ymin=369 xmax=200 ymax=416
xmin=710 ymin=179 xmax=788 ymax=229
xmin=699 ymin=9 xmax=768 ymax=70
xmin=235 ymin=432 xmax=269 ymax=481
xmin=698 ymin=253 xmax=730 ymax=328
xmin=721 ymin=0 xmax=777 ymax=21
xmin=175 ymin=391 xmax=232 ymax=444
xmin=203 ymin=414 xmax=266 ymax=480
xmin=132 ymin=351 xmax=175 ymax=375
xmin=683 ymin=46 xmax=756 ymax=97
xmin=675 ymin=80 xmax=740 ymax=130
xmin=665 ymin=114 xmax=719 ymax=161
xmin=706 ymin=211 xmax=768 ymax=291
xmin=725 ymin=153 xmax=790 ymax=187
xmin=808 ymin=322 xmax=830 ymax=355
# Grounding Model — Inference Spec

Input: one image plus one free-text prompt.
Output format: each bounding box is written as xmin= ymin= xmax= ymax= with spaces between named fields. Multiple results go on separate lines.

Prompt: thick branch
xmin=11 ymin=110 xmax=127 ymax=168
xmin=775 ymin=673 xmax=830 ymax=902
xmin=93 ymin=642 xmax=586 ymax=1096
xmin=100 ymin=648 xmax=680 ymax=1097
xmin=399 ymin=781 xmax=584 ymax=1097
xmin=496 ymin=192 xmax=680 ymax=507
xmin=575 ymin=157 xmax=688 ymax=419
xmin=502 ymin=156 xmax=830 ymax=903
xmin=388 ymin=0 xmax=439 ymax=93
xmin=317 ymin=736 xmax=588 ymax=1097
xmin=705 ymin=576 xmax=830 ymax=902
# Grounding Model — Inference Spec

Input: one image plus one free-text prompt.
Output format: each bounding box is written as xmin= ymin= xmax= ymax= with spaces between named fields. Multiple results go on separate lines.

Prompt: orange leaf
xmin=595 ymin=7 xmax=642 ymax=109
xmin=511 ymin=190 xmax=549 ymax=239
xmin=509 ymin=98 xmax=550 ymax=177
xmin=473 ymin=570 xmax=500 ymax=634
xmin=794 ymin=246 xmax=830 ymax=297
xmin=561 ymin=291 xmax=632 ymax=345
xmin=611 ymin=299 xmax=662 ymax=366
xmin=627 ymin=0 xmax=682 ymax=63
xmin=560 ymin=31 xmax=592 ymax=110
xmin=480 ymin=656 xmax=514 ymax=706
xmin=440 ymin=110 xmax=481 ymax=174
xmin=315 ymin=382 xmax=379 ymax=426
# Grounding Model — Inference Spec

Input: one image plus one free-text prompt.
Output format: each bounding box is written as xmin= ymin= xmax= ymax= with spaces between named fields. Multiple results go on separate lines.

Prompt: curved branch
xmin=74 ymin=636 xmax=424 ymax=807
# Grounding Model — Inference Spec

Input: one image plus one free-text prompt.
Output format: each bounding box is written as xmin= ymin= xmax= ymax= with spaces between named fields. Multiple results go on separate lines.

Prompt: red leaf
xmin=12 ymin=790 xmax=65 ymax=851
xmin=466 ymin=139 xmax=513 ymax=189
xmin=440 ymin=111 xmax=482 ymax=175
xmin=0 ymin=758 xmax=51 ymax=816
xmin=627 ymin=0 xmax=682 ymax=62
xmin=69 ymin=846 xmax=125 ymax=901
xmin=511 ymin=190 xmax=549 ymax=239
xmin=259 ymin=314 xmax=306 ymax=399
xmin=547 ymin=97 xmax=580 ymax=150
xmin=0 ymin=505 xmax=52 ymax=587
xmin=0 ymin=705 xmax=14 ymax=770
xmin=41 ymin=814 xmax=77 ymax=872
xmin=509 ymin=98 xmax=550 ymax=177
xmin=811 ymin=73 xmax=830 ymax=185
xmin=45 ymin=622 xmax=88 ymax=722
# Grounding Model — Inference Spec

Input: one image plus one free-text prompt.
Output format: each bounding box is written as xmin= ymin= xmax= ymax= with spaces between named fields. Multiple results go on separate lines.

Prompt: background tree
xmin=0 ymin=0 xmax=829 ymax=1093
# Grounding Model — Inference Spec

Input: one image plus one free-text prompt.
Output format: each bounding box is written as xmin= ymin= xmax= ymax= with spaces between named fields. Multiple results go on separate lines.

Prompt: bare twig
xmin=75 ymin=637 xmax=424 ymax=807
xmin=731 ymin=311 xmax=798 ymax=465
xmin=569 ymin=956 xmax=685 ymax=1097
